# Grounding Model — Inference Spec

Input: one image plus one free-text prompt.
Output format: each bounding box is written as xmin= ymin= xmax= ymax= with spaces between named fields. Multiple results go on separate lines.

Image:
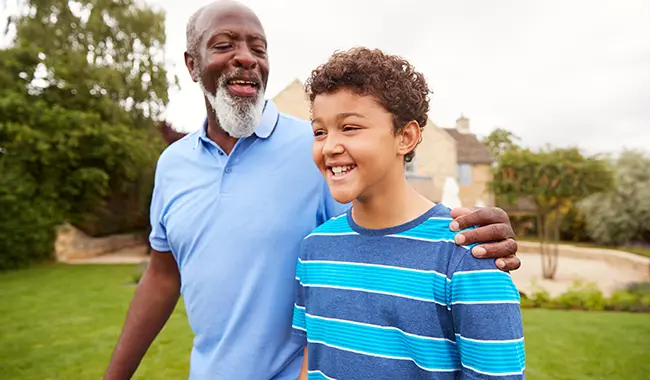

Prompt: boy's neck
xmin=351 ymin=167 xmax=434 ymax=230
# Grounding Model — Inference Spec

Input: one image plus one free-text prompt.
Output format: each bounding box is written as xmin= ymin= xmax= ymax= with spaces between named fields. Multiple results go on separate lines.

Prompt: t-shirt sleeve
xmin=291 ymin=243 xmax=308 ymax=345
xmin=148 ymin=158 xmax=170 ymax=252
xmin=449 ymin=248 xmax=526 ymax=379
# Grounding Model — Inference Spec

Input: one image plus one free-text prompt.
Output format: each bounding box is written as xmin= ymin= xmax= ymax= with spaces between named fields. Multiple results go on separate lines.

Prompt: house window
xmin=458 ymin=163 xmax=472 ymax=185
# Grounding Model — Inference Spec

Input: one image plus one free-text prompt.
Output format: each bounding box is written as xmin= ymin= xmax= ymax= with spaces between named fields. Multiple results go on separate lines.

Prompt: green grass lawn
xmin=1 ymin=264 xmax=649 ymax=380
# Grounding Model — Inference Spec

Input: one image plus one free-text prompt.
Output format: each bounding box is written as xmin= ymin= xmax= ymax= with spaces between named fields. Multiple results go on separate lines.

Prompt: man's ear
xmin=184 ymin=52 xmax=199 ymax=83
xmin=398 ymin=120 xmax=421 ymax=158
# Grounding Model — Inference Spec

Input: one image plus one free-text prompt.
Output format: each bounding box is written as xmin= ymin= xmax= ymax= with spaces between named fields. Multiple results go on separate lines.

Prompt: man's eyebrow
xmin=249 ymin=33 xmax=267 ymax=47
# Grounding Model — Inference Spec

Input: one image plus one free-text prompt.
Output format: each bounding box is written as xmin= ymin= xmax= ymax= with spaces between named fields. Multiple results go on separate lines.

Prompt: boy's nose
xmin=323 ymin=138 xmax=344 ymax=155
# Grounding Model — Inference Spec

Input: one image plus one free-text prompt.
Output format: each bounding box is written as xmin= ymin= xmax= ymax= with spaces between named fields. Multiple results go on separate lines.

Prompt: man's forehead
xmin=195 ymin=3 xmax=265 ymax=37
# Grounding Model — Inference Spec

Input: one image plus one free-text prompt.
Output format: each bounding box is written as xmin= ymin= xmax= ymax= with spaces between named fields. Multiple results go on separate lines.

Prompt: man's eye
xmin=253 ymin=47 xmax=266 ymax=54
xmin=214 ymin=44 xmax=232 ymax=50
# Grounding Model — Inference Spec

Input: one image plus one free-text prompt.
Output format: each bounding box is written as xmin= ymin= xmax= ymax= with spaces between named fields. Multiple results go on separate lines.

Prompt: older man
xmin=104 ymin=1 xmax=520 ymax=379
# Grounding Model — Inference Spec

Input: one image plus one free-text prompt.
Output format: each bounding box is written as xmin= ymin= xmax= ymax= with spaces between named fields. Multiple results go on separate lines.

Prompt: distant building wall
xmin=458 ymin=163 xmax=495 ymax=207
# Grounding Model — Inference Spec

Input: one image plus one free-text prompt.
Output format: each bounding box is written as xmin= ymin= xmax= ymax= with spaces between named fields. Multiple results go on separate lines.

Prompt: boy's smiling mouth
xmin=328 ymin=164 xmax=357 ymax=180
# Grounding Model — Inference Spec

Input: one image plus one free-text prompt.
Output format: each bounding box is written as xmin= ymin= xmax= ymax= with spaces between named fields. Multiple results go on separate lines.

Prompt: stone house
xmin=272 ymin=79 xmax=495 ymax=207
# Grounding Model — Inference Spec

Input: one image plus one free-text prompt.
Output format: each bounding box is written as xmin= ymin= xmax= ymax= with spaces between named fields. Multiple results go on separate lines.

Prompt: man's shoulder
xmin=275 ymin=112 xmax=312 ymax=137
xmin=156 ymin=130 xmax=199 ymax=167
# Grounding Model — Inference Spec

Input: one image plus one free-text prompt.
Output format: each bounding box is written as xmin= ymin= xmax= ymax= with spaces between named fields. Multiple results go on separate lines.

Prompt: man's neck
xmin=351 ymin=166 xmax=434 ymax=230
xmin=206 ymin=115 xmax=238 ymax=155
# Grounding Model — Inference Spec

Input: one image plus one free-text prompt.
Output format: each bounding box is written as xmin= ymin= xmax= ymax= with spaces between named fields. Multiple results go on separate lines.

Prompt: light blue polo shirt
xmin=149 ymin=100 xmax=346 ymax=379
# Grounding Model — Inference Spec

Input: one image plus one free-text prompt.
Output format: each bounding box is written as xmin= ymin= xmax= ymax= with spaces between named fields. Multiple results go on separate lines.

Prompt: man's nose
xmin=233 ymin=47 xmax=257 ymax=69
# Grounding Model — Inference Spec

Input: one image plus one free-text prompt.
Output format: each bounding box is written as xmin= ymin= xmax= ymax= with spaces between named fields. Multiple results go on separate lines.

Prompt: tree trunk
xmin=539 ymin=211 xmax=559 ymax=280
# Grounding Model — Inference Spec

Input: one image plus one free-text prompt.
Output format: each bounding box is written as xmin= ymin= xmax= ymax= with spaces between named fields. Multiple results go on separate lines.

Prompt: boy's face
xmin=311 ymin=89 xmax=407 ymax=204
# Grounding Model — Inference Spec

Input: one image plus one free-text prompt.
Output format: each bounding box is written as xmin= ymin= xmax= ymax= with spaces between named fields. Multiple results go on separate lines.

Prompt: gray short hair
xmin=186 ymin=6 xmax=205 ymax=59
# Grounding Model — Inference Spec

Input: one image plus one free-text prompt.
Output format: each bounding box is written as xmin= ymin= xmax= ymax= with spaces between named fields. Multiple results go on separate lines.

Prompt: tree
xmin=482 ymin=127 xmax=521 ymax=159
xmin=579 ymin=149 xmax=650 ymax=245
xmin=0 ymin=0 xmax=176 ymax=269
xmin=490 ymin=147 xmax=613 ymax=279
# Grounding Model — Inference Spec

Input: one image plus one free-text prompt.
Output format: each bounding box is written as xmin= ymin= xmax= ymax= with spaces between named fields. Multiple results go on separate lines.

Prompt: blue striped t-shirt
xmin=292 ymin=204 xmax=526 ymax=379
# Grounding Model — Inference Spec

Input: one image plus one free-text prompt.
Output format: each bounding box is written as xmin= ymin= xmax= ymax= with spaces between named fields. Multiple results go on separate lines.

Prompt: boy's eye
xmin=342 ymin=125 xmax=360 ymax=132
xmin=313 ymin=130 xmax=326 ymax=137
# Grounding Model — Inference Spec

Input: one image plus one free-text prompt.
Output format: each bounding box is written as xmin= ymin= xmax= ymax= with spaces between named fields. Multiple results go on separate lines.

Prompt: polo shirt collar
xmin=196 ymin=100 xmax=280 ymax=146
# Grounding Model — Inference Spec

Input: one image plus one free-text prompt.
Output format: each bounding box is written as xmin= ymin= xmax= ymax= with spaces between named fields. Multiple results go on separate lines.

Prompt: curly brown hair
xmin=305 ymin=47 xmax=431 ymax=162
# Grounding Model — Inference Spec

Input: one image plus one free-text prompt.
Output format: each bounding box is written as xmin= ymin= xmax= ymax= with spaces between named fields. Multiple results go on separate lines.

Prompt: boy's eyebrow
xmin=336 ymin=112 xmax=365 ymax=120
xmin=311 ymin=112 xmax=366 ymax=125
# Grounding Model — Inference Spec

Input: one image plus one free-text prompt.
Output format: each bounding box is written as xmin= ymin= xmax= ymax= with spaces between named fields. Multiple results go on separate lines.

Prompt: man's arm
xmin=450 ymin=207 xmax=520 ymax=271
xmin=104 ymin=250 xmax=180 ymax=380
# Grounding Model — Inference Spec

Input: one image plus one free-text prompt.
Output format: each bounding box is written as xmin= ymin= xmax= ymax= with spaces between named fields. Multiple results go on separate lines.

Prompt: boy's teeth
xmin=332 ymin=165 xmax=355 ymax=175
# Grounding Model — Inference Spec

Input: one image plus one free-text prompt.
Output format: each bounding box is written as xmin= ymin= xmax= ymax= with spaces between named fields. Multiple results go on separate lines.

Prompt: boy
xmin=292 ymin=47 xmax=526 ymax=380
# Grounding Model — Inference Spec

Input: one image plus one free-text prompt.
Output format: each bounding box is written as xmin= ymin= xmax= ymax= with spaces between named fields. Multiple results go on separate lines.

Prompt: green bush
xmin=554 ymin=281 xmax=607 ymax=311
xmin=522 ymin=280 xmax=649 ymax=313
xmin=607 ymin=282 xmax=650 ymax=313
xmin=0 ymin=165 xmax=62 ymax=270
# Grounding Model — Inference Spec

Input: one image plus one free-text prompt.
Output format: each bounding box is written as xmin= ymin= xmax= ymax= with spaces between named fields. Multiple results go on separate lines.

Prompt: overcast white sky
xmin=3 ymin=0 xmax=650 ymax=154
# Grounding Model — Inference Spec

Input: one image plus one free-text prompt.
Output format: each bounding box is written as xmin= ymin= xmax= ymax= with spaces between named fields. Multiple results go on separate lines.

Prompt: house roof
xmin=442 ymin=128 xmax=494 ymax=164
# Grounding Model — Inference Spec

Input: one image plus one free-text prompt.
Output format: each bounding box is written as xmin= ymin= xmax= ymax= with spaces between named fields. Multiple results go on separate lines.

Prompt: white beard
xmin=199 ymin=76 xmax=265 ymax=138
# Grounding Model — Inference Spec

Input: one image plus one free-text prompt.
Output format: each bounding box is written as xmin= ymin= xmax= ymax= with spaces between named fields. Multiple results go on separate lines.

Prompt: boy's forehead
xmin=313 ymin=90 xmax=384 ymax=114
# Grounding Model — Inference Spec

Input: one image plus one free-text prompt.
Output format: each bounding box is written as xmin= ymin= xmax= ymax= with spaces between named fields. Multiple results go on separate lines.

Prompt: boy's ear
xmin=398 ymin=120 xmax=421 ymax=158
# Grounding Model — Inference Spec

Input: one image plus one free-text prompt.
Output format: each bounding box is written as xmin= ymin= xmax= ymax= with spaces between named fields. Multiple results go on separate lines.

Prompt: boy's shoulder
xmin=307 ymin=211 xmax=352 ymax=238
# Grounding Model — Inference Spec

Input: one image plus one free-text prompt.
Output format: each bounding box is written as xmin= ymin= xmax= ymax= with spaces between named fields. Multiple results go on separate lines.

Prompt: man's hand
xmin=449 ymin=207 xmax=520 ymax=271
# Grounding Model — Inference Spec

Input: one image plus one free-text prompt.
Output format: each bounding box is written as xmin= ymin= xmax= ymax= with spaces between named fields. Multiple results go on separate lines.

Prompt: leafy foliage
xmin=579 ymin=150 xmax=650 ymax=245
xmin=521 ymin=280 xmax=650 ymax=313
xmin=490 ymin=145 xmax=613 ymax=279
xmin=482 ymin=127 xmax=521 ymax=159
xmin=0 ymin=0 xmax=175 ymax=269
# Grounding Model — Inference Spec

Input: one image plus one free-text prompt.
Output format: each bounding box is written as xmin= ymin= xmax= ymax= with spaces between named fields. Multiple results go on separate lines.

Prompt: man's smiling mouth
xmin=226 ymin=78 xmax=260 ymax=97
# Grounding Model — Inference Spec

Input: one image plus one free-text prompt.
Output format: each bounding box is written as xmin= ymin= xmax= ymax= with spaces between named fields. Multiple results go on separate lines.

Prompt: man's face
xmin=186 ymin=4 xmax=270 ymax=137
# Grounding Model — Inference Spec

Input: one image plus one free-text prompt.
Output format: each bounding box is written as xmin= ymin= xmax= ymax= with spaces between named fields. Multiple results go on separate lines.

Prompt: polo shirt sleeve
xmin=291 ymin=245 xmax=308 ymax=345
xmin=448 ymin=249 xmax=526 ymax=379
xmin=148 ymin=159 xmax=170 ymax=253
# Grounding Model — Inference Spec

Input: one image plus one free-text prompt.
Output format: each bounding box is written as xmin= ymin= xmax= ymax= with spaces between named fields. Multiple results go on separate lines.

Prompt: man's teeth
xmin=229 ymin=80 xmax=257 ymax=86
xmin=331 ymin=165 xmax=355 ymax=175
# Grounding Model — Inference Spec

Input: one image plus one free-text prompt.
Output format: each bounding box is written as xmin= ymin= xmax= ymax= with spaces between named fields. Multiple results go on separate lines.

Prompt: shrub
xmin=0 ymin=166 xmax=62 ymax=270
xmin=522 ymin=280 xmax=650 ymax=313
xmin=554 ymin=281 xmax=607 ymax=311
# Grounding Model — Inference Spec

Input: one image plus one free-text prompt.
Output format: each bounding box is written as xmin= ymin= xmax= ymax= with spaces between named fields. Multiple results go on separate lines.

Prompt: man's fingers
xmin=454 ymin=223 xmax=515 ymax=246
xmin=469 ymin=238 xmax=518 ymax=258
xmin=449 ymin=207 xmax=474 ymax=220
xmin=494 ymin=254 xmax=521 ymax=271
xmin=450 ymin=207 xmax=509 ymax=231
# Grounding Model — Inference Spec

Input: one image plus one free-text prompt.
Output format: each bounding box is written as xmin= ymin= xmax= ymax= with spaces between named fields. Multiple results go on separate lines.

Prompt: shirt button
xmin=224 ymin=167 xmax=232 ymax=173
xmin=218 ymin=151 xmax=224 ymax=156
